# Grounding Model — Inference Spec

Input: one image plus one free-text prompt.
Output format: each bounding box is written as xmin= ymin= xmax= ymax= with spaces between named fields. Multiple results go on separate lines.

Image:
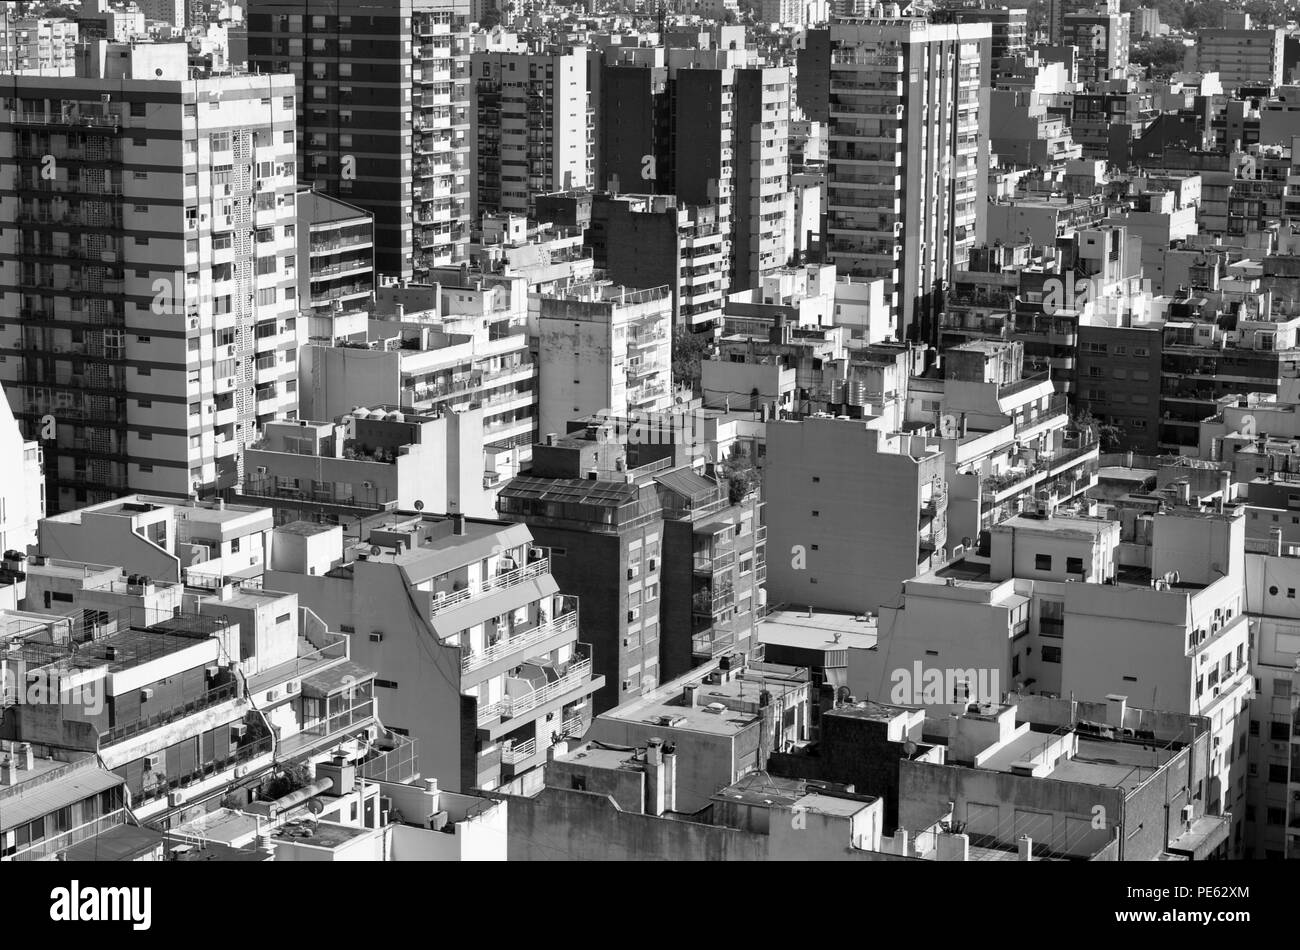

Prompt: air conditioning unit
xmin=144 ymin=754 xmax=160 ymax=771
xmin=167 ymin=791 xmax=185 ymax=807
xmin=285 ymin=680 xmax=298 ymax=693
xmin=648 ymin=559 xmax=656 ymax=571
xmin=141 ymin=687 xmax=154 ymax=701
xmin=1181 ymin=804 xmax=1194 ymax=823
xmin=362 ymin=481 xmax=373 ymax=490
xmin=266 ymin=689 xmax=279 ymax=702
xmin=364 ymin=725 xmax=379 ymax=742
xmin=529 ymin=547 xmax=544 ymax=560
xmin=627 ymin=611 xmax=635 ymax=622
xmin=255 ymin=466 xmax=267 ymax=475
xmin=627 ymin=568 xmax=635 ymax=580
xmin=226 ymin=345 xmax=236 ymax=358
xmin=230 ymin=724 xmax=246 ymax=741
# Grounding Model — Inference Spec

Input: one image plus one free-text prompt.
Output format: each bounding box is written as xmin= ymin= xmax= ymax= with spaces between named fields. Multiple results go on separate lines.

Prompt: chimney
xmin=0 ymin=758 xmax=16 ymax=787
xmin=18 ymin=742 xmax=33 ymax=771
xmin=452 ymin=513 xmax=466 ymax=536
xmin=1019 ymin=835 xmax=1034 ymax=861
xmin=892 ymin=828 xmax=910 ymax=856
xmin=645 ymin=737 xmax=667 ymax=816
xmin=683 ymin=683 xmax=700 ymax=708
xmin=1272 ymin=527 xmax=1284 ymax=556
xmin=807 ymin=605 xmax=814 ymax=618
xmin=1105 ymin=694 xmax=1127 ymax=729
xmin=547 ymin=740 xmax=570 ymax=763
xmin=937 ymin=832 xmax=970 ymax=861
xmin=546 ymin=432 xmax=558 ymax=446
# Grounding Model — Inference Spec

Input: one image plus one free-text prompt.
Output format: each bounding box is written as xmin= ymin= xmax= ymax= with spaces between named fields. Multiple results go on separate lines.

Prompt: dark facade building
xmin=1076 ymin=322 xmax=1163 ymax=452
xmin=247 ymin=0 xmax=470 ymax=279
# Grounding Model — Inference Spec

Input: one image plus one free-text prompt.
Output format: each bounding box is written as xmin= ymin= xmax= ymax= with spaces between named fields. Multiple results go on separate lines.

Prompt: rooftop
xmin=756 ymin=608 xmax=878 ymax=652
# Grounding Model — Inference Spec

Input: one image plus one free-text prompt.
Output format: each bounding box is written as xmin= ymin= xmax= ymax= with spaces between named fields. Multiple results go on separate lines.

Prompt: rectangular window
xmin=1035 ymin=553 xmax=1052 ymax=571
xmin=1041 ymin=645 xmax=1062 ymax=663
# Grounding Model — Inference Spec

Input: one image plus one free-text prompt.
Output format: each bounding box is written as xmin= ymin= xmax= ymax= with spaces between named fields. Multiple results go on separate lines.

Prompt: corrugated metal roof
xmin=1 ymin=768 xmax=123 ymax=832
xmin=498 ymin=476 xmax=640 ymax=507
xmin=303 ymin=659 xmax=375 ymax=698
xmin=654 ymin=468 xmax=719 ymax=502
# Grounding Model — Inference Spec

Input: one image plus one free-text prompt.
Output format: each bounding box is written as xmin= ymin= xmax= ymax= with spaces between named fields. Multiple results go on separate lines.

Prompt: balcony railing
xmin=501 ymin=737 xmax=536 ymax=765
xmin=432 ymin=557 xmax=551 ymax=616
xmin=461 ymin=609 xmax=578 ymax=673
xmin=101 ymin=683 xmax=238 ymax=745
xmin=478 ymin=656 xmax=593 ymax=725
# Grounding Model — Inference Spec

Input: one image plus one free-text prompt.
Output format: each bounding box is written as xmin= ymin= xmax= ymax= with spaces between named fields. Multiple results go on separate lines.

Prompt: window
xmin=1066 ymin=556 xmax=1083 ymax=575
xmin=1269 ymin=764 xmax=1288 ymax=783
xmin=1270 ymin=721 xmax=1289 ymax=741
xmin=1035 ymin=553 xmax=1052 ymax=571
xmin=375 ymin=679 xmax=399 ymax=690
xmin=1041 ymin=645 xmax=1062 ymax=663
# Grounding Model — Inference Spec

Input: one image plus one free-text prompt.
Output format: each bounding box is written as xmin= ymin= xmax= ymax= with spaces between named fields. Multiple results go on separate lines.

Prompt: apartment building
xmin=0 ymin=44 xmax=300 ymax=511
xmin=0 ymin=15 xmax=78 ymax=75
xmin=1060 ymin=10 xmax=1130 ymax=85
xmin=470 ymin=44 xmax=593 ymax=220
xmin=0 ymin=398 xmax=43 ymax=557
xmin=1 ymin=557 xmax=380 ymax=829
xmin=907 ymin=341 xmax=1099 ymax=546
xmin=299 ymin=272 xmax=536 ymax=478
xmin=0 ymin=745 xmax=128 ymax=861
xmin=536 ymin=283 xmax=672 ymax=439
xmin=36 ymin=494 xmax=275 ymax=590
xmin=264 ymin=511 xmax=602 ymax=794
xmin=812 ymin=16 xmax=990 ymax=343
xmin=764 ymin=415 xmax=948 ymax=616
xmin=234 ymin=407 xmax=492 ymax=524
xmin=297 ymin=189 xmax=374 ymax=344
xmin=1194 ymin=18 xmax=1285 ymax=91
xmin=851 ymin=502 xmax=1252 ymax=854
xmin=600 ymin=52 xmax=791 ymax=294
xmin=535 ymin=192 xmax=729 ymax=330
xmin=247 ymin=0 xmax=471 ymax=278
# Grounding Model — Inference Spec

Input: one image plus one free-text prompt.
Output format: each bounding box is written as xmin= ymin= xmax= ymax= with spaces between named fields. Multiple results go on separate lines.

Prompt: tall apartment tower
xmin=247 ymin=0 xmax=471 ymax=279
xmin=1061 ymin=10 xmax=1130 ymax=85
xmin=0 ymin=43 xmax=300 ymax=512
xmin=818 ymin=16 xmax=991 ymax=343
xmin=601 ymin=55 xmax=791 ymax=296
xmin=471 ymin=44 xmax=593 ymax=220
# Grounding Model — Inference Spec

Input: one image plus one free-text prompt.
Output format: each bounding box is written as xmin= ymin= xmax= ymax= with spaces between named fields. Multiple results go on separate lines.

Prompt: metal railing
xmin=101 ymin=683 xmax=239 ymax=746
xmin=462 ymin=610 xmax=577 ymax=673
xmin=432 ymin=558 xmax=550 ymax=616
xmin=478 ymin=656 xmax=593 ymax=724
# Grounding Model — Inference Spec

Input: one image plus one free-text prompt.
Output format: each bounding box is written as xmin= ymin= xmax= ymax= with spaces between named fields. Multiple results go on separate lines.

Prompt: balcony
xmin=461 ymin=608 xmax=578 ymax=674
xmin=431 ymin=557 xmax=551 ymax=616
xmin=100 ymin=682 xmax=238 ymax=745
xmin=477 ymin=654 xmax=594 ymax=726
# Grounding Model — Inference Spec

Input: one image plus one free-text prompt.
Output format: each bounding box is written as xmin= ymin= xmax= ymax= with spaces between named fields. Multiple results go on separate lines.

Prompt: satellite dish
xmin=904 ymin=740 xmax=918 ymax=757
xmin=413 ymin=500 xmax=424 ymax=511
xmin=370 ymin=545 xmax=381 ymax=556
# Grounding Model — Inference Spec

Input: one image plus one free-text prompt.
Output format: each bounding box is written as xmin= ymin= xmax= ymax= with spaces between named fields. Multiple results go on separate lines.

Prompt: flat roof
xmin=600 ymin=663 xmax=808 ymax=737
xmin=273 ymin=819 xmax=370 ymax=849
xmin=756 ymin=609 xmax=877 ymax=652
xmin=276 ymin=521 xmax=339 ymax=538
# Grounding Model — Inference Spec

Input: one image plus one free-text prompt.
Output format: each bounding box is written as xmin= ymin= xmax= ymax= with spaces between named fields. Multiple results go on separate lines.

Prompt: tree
xmin=672 ymin=329 xmax=713 ymax=396
xmin=718 ymin=446 xmax=759 ymax=504
xmin=479 ymin=7 xmax=503 ymax=29
xmin=1130 ymin=37 xmax=1188 ymax=78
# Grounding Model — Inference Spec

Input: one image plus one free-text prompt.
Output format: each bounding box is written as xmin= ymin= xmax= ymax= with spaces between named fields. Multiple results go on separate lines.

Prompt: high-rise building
xmin=1061 ymin=10 xmax=1130 ymax=85
xmin=471 ymin=44 xmax=593 ymax=220
xmin=247 ymin=0 xmax=471 ymax=279
xmin=1194 ymin=16 xmax=1286 ymax=91
xmin=0 ymin=397 xmax=43 ymax=556
xmin=817 ymin=16 xmax=991 ymax=343
xmin=537 ymin=283 xmax=673 ymax=438
xmin=0 ymin=14 xmax=78 ymax=75
xmin=600 ymin=53 xmax=791 ymax=295
xmin=0 ymin=43 xmax=300 ymax=512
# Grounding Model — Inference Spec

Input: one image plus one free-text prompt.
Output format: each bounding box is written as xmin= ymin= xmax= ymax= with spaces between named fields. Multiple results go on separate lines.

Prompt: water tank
xmin=353 ymin=408 xmax=373 ymax=420
xmin=386 ymin=411 xmax=404 ymax=423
